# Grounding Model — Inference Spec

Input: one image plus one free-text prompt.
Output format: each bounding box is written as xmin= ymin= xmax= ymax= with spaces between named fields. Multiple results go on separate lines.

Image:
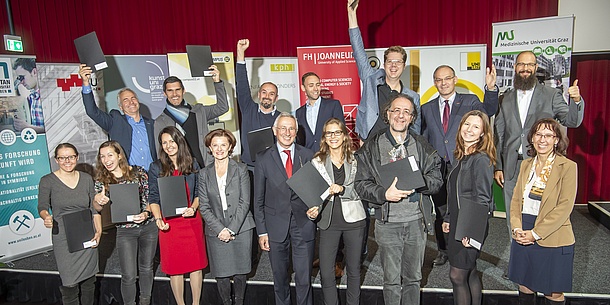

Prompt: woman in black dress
xmin=442 ymin=110 xmax=495 ymax=305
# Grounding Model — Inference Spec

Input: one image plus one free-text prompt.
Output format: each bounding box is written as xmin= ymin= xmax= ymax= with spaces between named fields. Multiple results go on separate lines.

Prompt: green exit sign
xmin=4 ymin=35 xmax=23 ymax=52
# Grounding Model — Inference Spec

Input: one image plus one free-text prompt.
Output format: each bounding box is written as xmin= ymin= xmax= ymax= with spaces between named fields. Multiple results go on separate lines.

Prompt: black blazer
xmin=295 ymin=98 xmax=344 ymax=152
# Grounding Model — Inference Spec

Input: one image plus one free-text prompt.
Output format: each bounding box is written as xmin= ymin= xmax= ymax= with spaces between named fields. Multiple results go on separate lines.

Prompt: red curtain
xmin=1 ymin=0 xmax=557 ymax=62
xmin=567 ymin=54 xmax=610 ymax=204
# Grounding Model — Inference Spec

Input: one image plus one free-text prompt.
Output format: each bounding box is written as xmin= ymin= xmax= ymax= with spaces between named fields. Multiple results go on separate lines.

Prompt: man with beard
xmin=355 ymin=94 xmax=442 ymax=305
xmin=236 ymin=39 xmax=281 ymax=169
xmin=154 ymin=68 xmax=229 ymax=167
xmin=348 ymin=0 xmax=421 ymax=139
xmin=494 ymin=50 xmax=585 ymax=234
xmin=295 ymin=72 xmax=344 ymax=152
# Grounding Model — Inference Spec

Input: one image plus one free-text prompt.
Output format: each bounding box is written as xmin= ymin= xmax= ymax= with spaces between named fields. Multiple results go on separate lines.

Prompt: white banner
xmin=492 ymin=15 xmax=575 ymax=101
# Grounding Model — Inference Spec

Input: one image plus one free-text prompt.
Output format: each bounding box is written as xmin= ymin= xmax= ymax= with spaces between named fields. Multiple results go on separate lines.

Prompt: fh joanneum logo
xmin=495 ymin=30 xmax=515 ymax=47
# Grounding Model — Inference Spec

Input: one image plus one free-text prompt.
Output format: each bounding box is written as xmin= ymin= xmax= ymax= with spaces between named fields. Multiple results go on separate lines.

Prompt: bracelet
xmin=155 ymin=218 xmax=162 ymax=221
xmin=191 ymin=206 xmax=197 ymax=212
xmin=143 ymin=210 xmax=151 ymax=218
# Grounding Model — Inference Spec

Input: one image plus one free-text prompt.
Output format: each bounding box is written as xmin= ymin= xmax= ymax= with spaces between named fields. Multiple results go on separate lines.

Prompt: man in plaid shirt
xmin=14 ymin=58 xmax=44 ymax=133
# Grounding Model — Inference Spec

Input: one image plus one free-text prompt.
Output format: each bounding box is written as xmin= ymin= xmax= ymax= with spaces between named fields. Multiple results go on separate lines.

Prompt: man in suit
xmin=494 ymin=50 xmax=585 ymax=234
xmin=79 ymin=64 xmax=156 ymax=170
xmin=154 ymin=71 xmax=229 ymax=168
xmin=348 ymin=0 xmax=421 ymax=139
xmin=296 ymin=72 xmax=345 ymax=152
xmin=236 ymin=39 xmax=281 ymax=169
xmin=254 ymin=112 xmax=315 ymax=305
xmin=421 ymin=64 xmax=499 ymax=266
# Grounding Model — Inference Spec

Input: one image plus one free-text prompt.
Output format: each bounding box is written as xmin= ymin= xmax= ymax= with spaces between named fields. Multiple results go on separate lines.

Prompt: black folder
xmin=286 ymin=162 xmax=330 ymax=208
xmin=62 ymin=209 xmax=95 ymax=253
xmin=186 ymin=45 xmax=214 ymax=77
xmin=158 ymin=176 xmax=189 ymax=217
xmin=454 ymin=201 xmax=490 ymax=250
xmin=248 ymin=126 xmax=275 ymax=162
xmin=379 ymin=156 xmax=426 ymax=191
xmin=109 ymin=183 xmax=141 ymax=223
xmin=74 ymin=31 xmax=108 ymax=72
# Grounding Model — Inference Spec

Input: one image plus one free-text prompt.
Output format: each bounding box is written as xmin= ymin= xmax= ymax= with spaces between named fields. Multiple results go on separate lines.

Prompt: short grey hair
xmin=273 ymin=112 xmax=298 ymax=132
xmin=116 ymin=88 xmax=139 ymax=105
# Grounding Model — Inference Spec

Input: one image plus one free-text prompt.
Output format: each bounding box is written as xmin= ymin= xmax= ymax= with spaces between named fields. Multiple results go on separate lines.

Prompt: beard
xmin=513 ymin=71 xmax=537 ymax=91
xmin=260 ymin=98 xmax=273 ymax=110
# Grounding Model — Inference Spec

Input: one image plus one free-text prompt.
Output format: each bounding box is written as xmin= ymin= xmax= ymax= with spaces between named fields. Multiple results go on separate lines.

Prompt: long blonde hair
xmin=313 ymin=118 xmax=355 ymax=163
xmin=454 ymin=110 xmax=496 ymax=166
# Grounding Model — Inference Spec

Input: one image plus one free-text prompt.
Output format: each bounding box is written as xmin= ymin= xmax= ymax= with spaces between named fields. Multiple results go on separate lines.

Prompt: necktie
xmin=442 ymin=100 xmax=450 ymax=133
xmin=283 ymin=150 xmax=293 ymax=178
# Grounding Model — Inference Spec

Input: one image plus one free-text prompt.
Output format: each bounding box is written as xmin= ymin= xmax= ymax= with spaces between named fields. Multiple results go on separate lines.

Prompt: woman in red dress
xmin=149 ymin=126 xmax=207 ymax=305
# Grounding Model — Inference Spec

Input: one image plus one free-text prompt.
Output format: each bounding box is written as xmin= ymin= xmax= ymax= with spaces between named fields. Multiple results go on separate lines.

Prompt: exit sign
xmin=4 ymin=35 xmax=23 ymax=52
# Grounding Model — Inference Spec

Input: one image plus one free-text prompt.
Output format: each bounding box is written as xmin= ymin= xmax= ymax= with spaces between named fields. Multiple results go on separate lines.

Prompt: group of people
xmin=37 ymin=1 xmax=585 ymax=305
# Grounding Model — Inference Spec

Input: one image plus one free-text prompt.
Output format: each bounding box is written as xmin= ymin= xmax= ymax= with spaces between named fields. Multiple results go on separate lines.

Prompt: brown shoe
xmin=312 ymin=258 xmax=320 ymax=268
xmin=335 ymin=262 xmax=344 ymax=278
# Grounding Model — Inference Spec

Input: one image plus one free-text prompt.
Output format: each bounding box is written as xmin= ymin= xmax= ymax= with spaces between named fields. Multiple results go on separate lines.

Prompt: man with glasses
xmin=494 ymin=50 xmax=585 ymax=234
xmin=355 ymin=94 xmax=442 ymax=305
xmin=421 ymin=64 xmax=499 ymax=266
xmin=13 ymin=58 xmax=44 ymax=133
xmin=79 ymin=65 xmax=156 ymax=170
xmin=348 ymin=0 xmax=421 ymax=140
xmin=295 ymin=72 xmax=345 ymax=152
xmin=253 ymin=112 xmax=315 ymax=305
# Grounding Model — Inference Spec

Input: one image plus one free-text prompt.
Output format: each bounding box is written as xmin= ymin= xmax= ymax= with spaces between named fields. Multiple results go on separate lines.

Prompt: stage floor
xmin=3 ymin=205 xmax=610 ymax=297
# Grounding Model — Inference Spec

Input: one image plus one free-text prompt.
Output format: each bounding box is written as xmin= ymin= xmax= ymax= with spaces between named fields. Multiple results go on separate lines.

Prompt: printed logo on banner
xmin=9 ymin=210 xmax=35 ymax=235
xmin=0 ymin=129 xmax=17 ymax=145
xmin=495 ymin=30 xmax=515 ymax=47
xmin=270 ymin=64 xmax=295 ymax=72
xmin=0 ymin=58 xmax=16 ymax=96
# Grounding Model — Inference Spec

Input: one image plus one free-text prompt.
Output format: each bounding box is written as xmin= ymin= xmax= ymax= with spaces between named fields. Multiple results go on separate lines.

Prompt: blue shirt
xmin=305 ymin=97 xmax=321 ymax=132
xmin=126 ymin=115 xmax=154 ymax=170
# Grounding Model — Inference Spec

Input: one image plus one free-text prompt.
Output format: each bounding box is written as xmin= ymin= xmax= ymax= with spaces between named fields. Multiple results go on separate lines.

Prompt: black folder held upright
xmin=158 ymin=176 xmax=189 ymax=217
xmin=248 ymin=126 xmax=274 ymax=162
xmin=62 ymin=209 xmax=95 ymax=253
xmin=454 ymin=200 xmax=490 ymax=250
xmin=286 ymin=161 xmax=330 ymax=208
xmin=186 ymin=45 xmax=214 ymax=77
xmin=109 ymin=183 xmax=141 ymax=223
xmin=74 ymin=31 xmax=108 ymax=72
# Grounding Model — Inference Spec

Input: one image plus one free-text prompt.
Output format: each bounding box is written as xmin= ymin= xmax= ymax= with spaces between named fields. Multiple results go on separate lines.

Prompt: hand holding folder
xmin=286 ymin=162 xmax=330 ymax=208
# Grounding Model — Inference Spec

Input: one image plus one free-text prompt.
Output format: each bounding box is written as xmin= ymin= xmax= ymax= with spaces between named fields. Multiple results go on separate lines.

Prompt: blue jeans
xmin=116 ymin=221 xmax=159 ymax=305
xmin=374 ymin=219 xmax=426 ymax=305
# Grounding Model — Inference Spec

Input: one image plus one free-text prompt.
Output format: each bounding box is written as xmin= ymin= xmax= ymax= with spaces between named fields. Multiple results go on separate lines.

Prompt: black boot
xmin=59 ymin=285 xmax=79 ymax=305
xmin=518 ymin=291 xmax=537 ymax=305
xmin=217 ymin=278 xmax=232 ymax=305
xmin=544 ymin=298 xmax=565 ymax=305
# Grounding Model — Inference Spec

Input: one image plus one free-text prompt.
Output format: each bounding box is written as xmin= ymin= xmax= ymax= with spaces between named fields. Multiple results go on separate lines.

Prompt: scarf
xmin=164 ymin=99 xmax=191 ymax=125
xmin=528 ymin=153 xmax=556 ymax=201
xmin=384 ymin=129 xmax=408 ymax=162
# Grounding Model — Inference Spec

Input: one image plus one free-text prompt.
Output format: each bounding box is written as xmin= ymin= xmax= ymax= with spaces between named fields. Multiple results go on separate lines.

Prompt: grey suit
xmin=494 ymin=83 xmax=584 ymax=231
xmin=199 ymin=159 xmax=255 ymax=278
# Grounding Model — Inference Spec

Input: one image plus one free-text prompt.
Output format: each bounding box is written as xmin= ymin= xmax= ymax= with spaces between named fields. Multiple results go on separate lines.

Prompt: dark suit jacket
xmin=253 ymin=144 xmax=315 ymax=243
xmin=510 ymin=155 xmax=577 ymax=247
xmin=199 ymin=159 xmax=255 ymax=236
xmin=421 ymin=91 xmax=498 ymax=164
xmin=295 ymin=98 xmax=344 ymax=152
xmin=82 ymin=92 xmax=156 ymax=163
xmin=494 ymin=83 xmax=584 ymax=180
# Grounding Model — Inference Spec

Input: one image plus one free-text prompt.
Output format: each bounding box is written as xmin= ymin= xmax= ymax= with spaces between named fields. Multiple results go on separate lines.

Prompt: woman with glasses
xmin=149 ymin=126 xmax=207 ymax=305
xmin=442 ymin=110 xmax=495 ymax=305
xmin=508 ymin=118 xmax=577 ymax=305
xmin=38 ymin=143 xmax=101 ymax=305
xmin=199 ymin=129 xmax=255 ymax=305
xmin=93 ymin=141 xmax=157 ymax=305
xmin=306 ymin=118 xmax=366 ymax=305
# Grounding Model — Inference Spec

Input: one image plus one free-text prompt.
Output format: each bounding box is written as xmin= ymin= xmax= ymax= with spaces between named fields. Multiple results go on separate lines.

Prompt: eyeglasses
xmin=434 ymin=76 xmax=455 ymax=83
xmin=276 ymin=126 xmax=296 ymax=134
xmin=385 ymin=59 xmax=404 ymax=66
xmin=56 ymin=155 xmax=77 ymax=162
xmin=515 ymin=62 xmax=537 ymax=68
xmin=534 ymin=133 xmax=556 ymax=140
xmin=388 ymin=108 xmax=414 ymax=116
xmin=324 ymin=130 xmax=343 ymax=138
xmin=16 ymin=75 xmax=25 ymax=82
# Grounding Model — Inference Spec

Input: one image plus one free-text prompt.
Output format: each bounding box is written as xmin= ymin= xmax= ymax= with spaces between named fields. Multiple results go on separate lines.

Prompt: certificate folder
xmin=62 ymin=209 xmax=95 ymax=253
xmin=286 ymin=162 xmax=330 ymax=208
xmin=158 ymin=176 xmax=189 ymax=217
xmin=109 ymin=183 xmax=141 ymax=223
xmin=379 ymin=157 xmax=425 ymax=191
xmin=454 ymin=201 xmax=490 ymax=250
xmin=248 ymin=126 xmax=274 ymax=162
xmin=74 ymin=31 xmax=108 ymax=72
xmin=186 ymin=45 xmax=214 ymax=77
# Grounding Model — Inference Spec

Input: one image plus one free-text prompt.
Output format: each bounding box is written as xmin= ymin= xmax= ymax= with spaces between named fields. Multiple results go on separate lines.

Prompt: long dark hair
xmin=158 ymin=126 xmax=195 ymax=176
xmin=95 ymin=141 xmax=135 ymax=190
xmin=454 ymin=110 xmax=496 ymax=166
xmin=313 ymin=118 xmax=355 ymax=163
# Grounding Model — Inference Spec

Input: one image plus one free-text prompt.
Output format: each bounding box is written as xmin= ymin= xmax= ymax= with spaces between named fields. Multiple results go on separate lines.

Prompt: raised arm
xmin=79 ymin=64 xmax=113 ymax=131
